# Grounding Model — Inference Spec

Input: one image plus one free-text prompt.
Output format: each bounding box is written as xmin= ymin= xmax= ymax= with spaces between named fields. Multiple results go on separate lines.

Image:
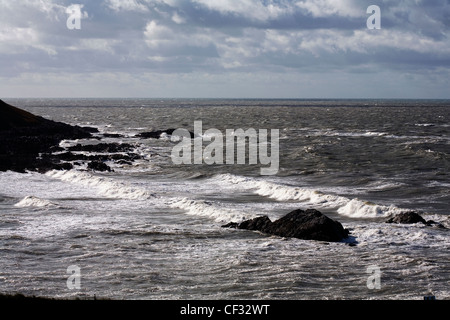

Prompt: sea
xmin=0 ymin=98 xmax=449 ymax=300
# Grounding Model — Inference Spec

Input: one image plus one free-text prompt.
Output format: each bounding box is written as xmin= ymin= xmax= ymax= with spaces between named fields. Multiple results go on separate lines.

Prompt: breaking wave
xmin=14 ymin=196 xmax=59 ymax=208
xmin=214 ymin=174 xmax=409 ymax=218
xmin=46 ymin=170 xmax=154 ymax=200
xmin=168 ymin=197 xmax=257 ymax=223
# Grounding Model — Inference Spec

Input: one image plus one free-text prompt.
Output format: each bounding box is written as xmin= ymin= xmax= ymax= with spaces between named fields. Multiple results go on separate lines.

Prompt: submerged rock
xmin=223 ymin=209 xmax=350 ymax=242
xmin=136 ymin=129 xmax=195 ymax=139
xmin=102 ymin=133 xmax=124 ymax=138
xmin=67 ymin=142 xmax=136 ymax=153
xmin=386 ymin=212 xmax=426 ymax=224
xmin=386 ymin=212 xmax=445 ymax=228
xmin=87 ymin=161 xmax=113 ymax=172
xmin=136 ymin=129 xmax=176 ymax=139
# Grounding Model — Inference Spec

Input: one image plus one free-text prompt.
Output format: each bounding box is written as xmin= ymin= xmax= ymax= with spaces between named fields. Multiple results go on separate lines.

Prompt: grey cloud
xmin=0 ymin=0 xmax=449 ymax=98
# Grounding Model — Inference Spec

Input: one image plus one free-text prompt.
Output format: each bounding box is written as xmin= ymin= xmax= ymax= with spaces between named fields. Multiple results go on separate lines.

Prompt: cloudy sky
xmin=0 ymin=0 xmax=449 ymax=98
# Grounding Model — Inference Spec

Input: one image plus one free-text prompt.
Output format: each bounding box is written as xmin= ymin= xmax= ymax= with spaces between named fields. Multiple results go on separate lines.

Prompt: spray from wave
xmin=44 ymin=170 xmax=412 ymax=220
xmin=168 ymin=197 xmax=257 ymax=223
xmin=46 ymin=170 xmax=154 ymax=200
xmin=213 ymin=174 xmax=409 ymax=218
xmin=14 ymin=196 xmax=59 ymax=208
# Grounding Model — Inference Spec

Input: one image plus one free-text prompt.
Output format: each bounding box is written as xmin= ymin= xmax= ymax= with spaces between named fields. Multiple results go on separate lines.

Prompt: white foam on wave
xmin=415 ymin=123 xmax=435 ymax=127
xmin=214 ymin=174 xmax=409 ymax=218
xmin=351 ymin=218 xmax=450 ymax=248
xmin=14 ymin=196 xmax=59 ymax=208
xmin=59 ymin=139 xmax=81 ymax=148
xmin=168 ymin=197 xmax=257 ymax=223
xmin=336 ymin=199 xmax=407 ymax=218
xmin=46 ymin=170 xmax=154 ymax=200
xmin=366 ymin=180 xmax=407 ymax=191
xmin=308 ymin=129 xmax=388 ymax=138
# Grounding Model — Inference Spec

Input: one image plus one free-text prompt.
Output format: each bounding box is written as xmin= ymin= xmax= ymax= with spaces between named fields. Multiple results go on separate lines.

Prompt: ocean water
xmin=0 ymin=98 xmax=449 ymax=300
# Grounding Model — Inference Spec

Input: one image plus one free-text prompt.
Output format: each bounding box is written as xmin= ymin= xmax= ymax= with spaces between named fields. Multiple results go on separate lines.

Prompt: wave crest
xmin=46 ymin=170 xmax=154 ymax=200
xmin=214 ymin=174 xmax=409 ymax=218
xmin=14 ymin=196 xmax=59 ymax=208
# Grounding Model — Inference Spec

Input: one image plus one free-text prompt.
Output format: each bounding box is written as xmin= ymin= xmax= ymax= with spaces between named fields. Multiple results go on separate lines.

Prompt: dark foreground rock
xmin=223 ymin=209 xmax=350 ymax=242
xmin=386 ymin=212 xmax=445 ymax=228
xmin=0 ymin=99 xmax=97 ymax=173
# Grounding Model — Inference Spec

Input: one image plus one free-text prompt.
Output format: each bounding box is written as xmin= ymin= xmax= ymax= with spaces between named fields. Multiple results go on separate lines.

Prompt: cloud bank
xmin=0 ymin=0 xmax=449 ymax=98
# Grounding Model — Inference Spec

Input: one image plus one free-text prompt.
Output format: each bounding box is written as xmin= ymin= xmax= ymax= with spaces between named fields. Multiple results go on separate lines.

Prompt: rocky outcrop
xmin=0 ymin=100 xmax=147 ymax=173
xmin=0 ymin=99 xmax=96 ymax=173
xmin=223 ymin=209 xmax=350 ymax=242
xmin=386 ymin=212 xmax=426 ymax=224
xmin=136 ymin=129 xmax=195 ymax=139
xmin=386 ymin=212 xmax=445 ymax=228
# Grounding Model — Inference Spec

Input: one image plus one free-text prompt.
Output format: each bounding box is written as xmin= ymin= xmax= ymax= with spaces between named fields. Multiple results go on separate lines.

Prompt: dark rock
xmin=386 ymin=212 xmax=427 ymax=224
xmin=67 ymin=142 xmax=135 ymax=153
xmin=425 ymin=220 xmax=446 ymax=228
xmin=0 ymin=99 xmax=94 ymax=173
xmin=57 ymin=162 xmax=74 ymax=171
xmin=267 ymin=209 xmax=349 ymax=241
xmin=223 ymin=209 xmax=349 ymax=242
xmin=41 ymin=146 xmax=143 ymax=170
xmin=386 ymin=212 xmax=446 ymax=228
xmin=136 ymin=130 xmax=171 ymax=139
xmin=116 ymin=160 xmax=133 ymax=165
xmin=238 ymin=216 xmax=273 ymax=232
xmin=79 ymin=126 xmax=99 ymax=133
xmin=48 ymin=146 xmax=65 ymax=153
xmin=102 ymin=133 xmax=123 ymax=138
xmin=32 ymin=158 xmax=74 ymax=174
xmin=87 ymin=161 xmax=113 ymax=172
xmin=0 ymin=99 xmax=46 ymax=129
xmin=45 ymin=152 xmax=80 ymax=162
xmin=136 ymin=128 xmax=195 ymax=139
xmin=109 ymin=153 xmax=138 ymax=161
xmin=0 ymin=100 xmax=148 ymax=173
xmin=221 ymin=222 xmax=239 ymax=229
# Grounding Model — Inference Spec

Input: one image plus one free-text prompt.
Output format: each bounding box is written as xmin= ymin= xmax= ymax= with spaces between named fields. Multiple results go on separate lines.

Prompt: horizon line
xmin=3 ymin=97 xmax=450 ymax=101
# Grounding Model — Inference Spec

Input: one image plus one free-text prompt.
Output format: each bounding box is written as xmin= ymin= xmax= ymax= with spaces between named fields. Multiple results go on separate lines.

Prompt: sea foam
xmin=14 ymin=196 xmax=59 ymax=208
xmin=214 ymin=174 xmax=409 ymax=218
xmin=46 ymin=170 xmax=154 ymax=200
xmin=169 ymin=197 xmax=256 ymax=223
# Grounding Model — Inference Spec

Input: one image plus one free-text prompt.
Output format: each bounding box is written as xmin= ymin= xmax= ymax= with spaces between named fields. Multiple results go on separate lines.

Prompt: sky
xmin=0 ymin=0 xmax=449 ymax=99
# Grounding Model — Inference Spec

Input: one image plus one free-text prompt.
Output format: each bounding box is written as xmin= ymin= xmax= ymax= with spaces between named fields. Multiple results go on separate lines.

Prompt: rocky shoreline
xmin=0 ymin=99 xmax=197 ymax=174
xmin=0 ymin=99 xmax=145 ymax=173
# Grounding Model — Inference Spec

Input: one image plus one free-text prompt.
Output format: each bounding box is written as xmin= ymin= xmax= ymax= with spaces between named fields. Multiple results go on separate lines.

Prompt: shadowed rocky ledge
xmin=0 ymin=99 xmax=144 ymax=173
xmin=222 ymin=209 xmax=350 ymax=242
xmin=0 ymin=99 xmax=100 ymax=173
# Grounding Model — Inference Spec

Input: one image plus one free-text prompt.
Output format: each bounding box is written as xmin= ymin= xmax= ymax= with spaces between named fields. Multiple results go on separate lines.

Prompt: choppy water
xmin=0 ymin=99 xmax=449 ymax=300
